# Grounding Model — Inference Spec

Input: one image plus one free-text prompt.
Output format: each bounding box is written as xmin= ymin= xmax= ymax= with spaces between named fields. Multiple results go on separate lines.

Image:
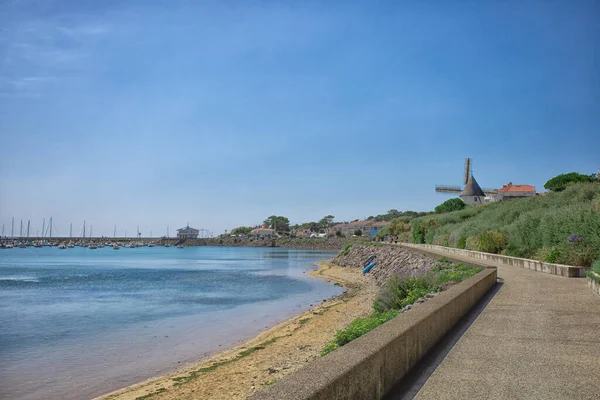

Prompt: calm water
xmin=0 ymin=246 xmax=341 ymax=400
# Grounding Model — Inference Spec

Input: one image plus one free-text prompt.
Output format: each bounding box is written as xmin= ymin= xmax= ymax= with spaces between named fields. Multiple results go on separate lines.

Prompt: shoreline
xmin=96 ymin=261 xmax=376 ymax=400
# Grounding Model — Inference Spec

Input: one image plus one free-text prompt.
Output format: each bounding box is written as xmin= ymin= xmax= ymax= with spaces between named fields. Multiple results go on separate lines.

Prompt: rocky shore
xmin=332 ymin=244 xmax=442 ymax=286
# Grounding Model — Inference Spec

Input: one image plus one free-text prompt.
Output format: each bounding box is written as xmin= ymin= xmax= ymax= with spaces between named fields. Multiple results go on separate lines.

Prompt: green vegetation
xmin=373 ymin=262 xmax=481 ymax=313
xmin=135 ymin=388 xmax=166 ymax=400
xmin=593 ymin=259 xmax=600 ymax=275
xmin=263 ymin=215 xmax=290 ymax=232
xmin=435 ymin=198 xmax=466 ymax=214
xmin=588 ymin=258 xmax=600 ymax=283
xmin=367 ymin=209 xmax=432 ymax=222
xmin=410 ymin=182 xmax=600 ymax=266
xmin=231 ymin=226 xmax=253 ymax=235
xmin=171 ymin=338 xmax=277 ymax=387
xmin=544 ymin=172 xmax=598 ymax=192
xmin=320 ymin=310 xmax=399 ymax=355
xmin=321 ymin=262 xmax=481 ymax=356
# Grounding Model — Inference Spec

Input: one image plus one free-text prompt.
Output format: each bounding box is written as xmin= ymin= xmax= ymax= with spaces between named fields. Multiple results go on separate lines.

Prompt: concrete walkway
xmin=399 ymin=248 xmax=600 ymax=399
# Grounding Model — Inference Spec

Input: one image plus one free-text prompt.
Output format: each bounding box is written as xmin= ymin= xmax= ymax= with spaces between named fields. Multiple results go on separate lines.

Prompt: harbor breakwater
xmin=159 ymin=237 xmax=363 ymax=251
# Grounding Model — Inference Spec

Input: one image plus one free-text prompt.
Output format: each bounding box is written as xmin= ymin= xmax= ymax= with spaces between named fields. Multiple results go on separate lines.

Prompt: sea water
xmin=0 ymin=246 xmax=342 ymax=400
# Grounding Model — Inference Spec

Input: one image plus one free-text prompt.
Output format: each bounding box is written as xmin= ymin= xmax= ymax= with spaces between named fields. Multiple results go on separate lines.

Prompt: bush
xmin=465 ymin=235 xmax=479 ymax=250
xmin=354 ymin=229 xmax=362 ymax=237
xmin=373 ymin=276 xmax=434 ymax=313
xmin=335 ymin=230 xmax=343 ymax=237
xmin=433 ymin=234 xmax=449 ymax=247
xmin=477 ymin=231 xmax=507 ymax=254
xmin=435 ymin=198 xmax=466 ymax=214
xmin=592 ymin=258 xmax=600 ymax=275
xmin=320 ymin=310 xmax=399 ymax=356
xmin=544 ymin=172 xmax=597 ymax=192
xmin=458 ymin=236 xmax=467 ymax=249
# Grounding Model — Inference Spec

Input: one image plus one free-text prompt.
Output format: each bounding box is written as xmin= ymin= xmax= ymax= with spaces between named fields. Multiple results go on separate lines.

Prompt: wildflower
xmin=568 ymin=234 xmax=583 ymax=245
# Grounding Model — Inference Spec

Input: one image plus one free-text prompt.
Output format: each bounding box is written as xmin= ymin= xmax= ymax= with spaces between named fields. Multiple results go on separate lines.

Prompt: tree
xmin=435 ymin=198 xmax=466 ymax=214
xmin=318 ymin=215 xmax=335 ymax=229
xmin=544 ymin=172 xmax=597 ymax=192
xmin=263 ymin=216 xmax=290 ymax=232
xmin=231 ymin=226 xmax=253 ymax=235
xmin=354 ymin=229 xmax=363 ymax=237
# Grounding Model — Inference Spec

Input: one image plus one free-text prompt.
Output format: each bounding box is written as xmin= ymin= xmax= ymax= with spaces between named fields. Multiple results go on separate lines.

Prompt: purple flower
xmin=568 ymin=234 xmax=583 ymax=245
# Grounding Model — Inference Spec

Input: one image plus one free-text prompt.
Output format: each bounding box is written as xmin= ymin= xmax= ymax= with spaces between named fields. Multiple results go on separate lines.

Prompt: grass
xmin=135 ymin=388 xmax=166 ymax=400
xmin=170 ymin=338 xmax=278 ymax=387
xmin=299 ymin=318 xmax=311 ymax=324
xmin=410 ymin=182 xmax=600 ymax=266
xmin=321 ymin=262 xmax=481 ymax=356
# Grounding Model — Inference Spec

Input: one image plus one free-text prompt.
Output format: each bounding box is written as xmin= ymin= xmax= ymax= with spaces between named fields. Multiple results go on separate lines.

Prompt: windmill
xmin=435 ymin=158 xmax=498 ymax=204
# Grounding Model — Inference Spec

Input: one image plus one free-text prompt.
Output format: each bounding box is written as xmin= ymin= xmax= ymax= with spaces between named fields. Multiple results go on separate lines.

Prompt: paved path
xmin=398 ymin=248 xmax=600 ymax=400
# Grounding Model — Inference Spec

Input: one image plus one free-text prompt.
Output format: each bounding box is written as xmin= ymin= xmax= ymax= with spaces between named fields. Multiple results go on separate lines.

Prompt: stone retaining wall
xmin=252 ymin=267 xmax=497 ymax=400
xmin=400 ymin=243 xmax=588 ymax=278
xmin=588 ymin=272 xmax=600 ymax=296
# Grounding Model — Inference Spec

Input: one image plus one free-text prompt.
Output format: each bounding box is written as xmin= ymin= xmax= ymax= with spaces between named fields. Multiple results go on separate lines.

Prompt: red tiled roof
xmin=497 ymin=182 xmax=536 ymax=193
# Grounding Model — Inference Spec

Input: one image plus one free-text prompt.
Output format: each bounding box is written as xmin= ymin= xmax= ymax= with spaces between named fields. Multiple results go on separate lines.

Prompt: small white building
xmin=177 ymin=225 xmax=200 ymax=239
xmin=249 ymin=227 xmax=278 ymax=239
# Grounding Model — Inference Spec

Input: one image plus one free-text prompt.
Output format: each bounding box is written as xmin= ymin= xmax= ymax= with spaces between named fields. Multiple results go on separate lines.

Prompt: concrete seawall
xmin=400 ymin=243 xmax=588 ymax=278
xmin=252 ymin=267 xmax=497 ymax=400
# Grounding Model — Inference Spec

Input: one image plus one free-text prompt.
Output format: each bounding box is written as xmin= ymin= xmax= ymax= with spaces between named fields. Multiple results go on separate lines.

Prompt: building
xmin=460 ymin=175 xmax=486 ymax=205
xmin=329 ymin=220 xmax=390 ymax=238
xmin=177 ymin=225 xmax=200 ymax=239
xmin=495 ymin=182 xmax=536 ymax=201
xmin=249 ymin=225 xmax=278 ymax=239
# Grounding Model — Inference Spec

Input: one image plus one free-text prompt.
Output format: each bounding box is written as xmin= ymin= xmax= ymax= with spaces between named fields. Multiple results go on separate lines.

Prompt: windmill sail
xmin=435 ymin=185 xmax=462 ymax=194
xmin=464 ymin=158 xmax=471 ymax=185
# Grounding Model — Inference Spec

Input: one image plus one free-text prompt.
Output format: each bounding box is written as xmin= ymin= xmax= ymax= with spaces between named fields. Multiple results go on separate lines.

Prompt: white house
xmin=177 ymin=225 xmax=200 ymax=239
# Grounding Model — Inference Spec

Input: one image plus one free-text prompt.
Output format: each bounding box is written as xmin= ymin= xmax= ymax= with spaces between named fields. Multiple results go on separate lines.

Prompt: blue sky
xmin=1 ymin=0 xmax=598 ymax=237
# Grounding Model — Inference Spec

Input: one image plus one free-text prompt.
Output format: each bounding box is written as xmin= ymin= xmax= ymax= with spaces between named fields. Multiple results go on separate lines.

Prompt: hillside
xmin=408 ymin=182 xmax=600 ymax=266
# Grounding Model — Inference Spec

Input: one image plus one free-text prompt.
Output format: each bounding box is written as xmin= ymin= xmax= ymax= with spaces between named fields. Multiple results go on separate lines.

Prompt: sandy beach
xmin=96 ymin=261 xmax=376 ymax=400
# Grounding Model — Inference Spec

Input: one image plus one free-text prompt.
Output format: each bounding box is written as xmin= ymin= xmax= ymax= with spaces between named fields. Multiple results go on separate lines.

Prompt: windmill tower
xmin=435 ymin=158 xmax=497 ymax=204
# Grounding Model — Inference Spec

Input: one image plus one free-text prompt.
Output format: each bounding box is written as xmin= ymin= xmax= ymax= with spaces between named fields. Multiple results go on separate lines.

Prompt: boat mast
xmin=83 ymin=221 xmax=86 ymax=238
xmin=42 ymin=218 xmax=45 ymax=238
xmin=11 ymin=217 xmax=14 ymax=238
xmin=26 ymin=220 xmax=30 ymax=238
xmin=49 ymin=217 xmax=52 ymax=238
xmin=90 ymin=225 xmax=93 ymax=238
xmin=114 ymin=226 xmax=116 ymax=238
xmin=167 ymin=225 xmax=169 ymax=238
xmin=20 ymin=220 xmax=23 ymax=237
xmin=70 ymin=223 xmax=72 ymax=238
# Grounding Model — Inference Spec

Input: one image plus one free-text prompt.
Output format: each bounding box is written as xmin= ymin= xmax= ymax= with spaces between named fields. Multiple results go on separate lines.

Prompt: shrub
xmin=477 ymin=231 xmax=507 ymax=254
xmin=435 ymin=198 xmax=466 ymax=214
xmin=433 ymin=234 xmax=449 ymax=247
xmin=373 ymin=276 xmax=434 ymax=313
xmin=320 ymin=310 xmax=399 ymax=356
xmin=458 ymin=236 xmax=467 ymax=249
xmin=592 ymin=258 xmax=600 ymax=275
xmin=544 ymin=172 xmax=597 ymax=192
xmin=412 ymin=223 xmax=427 ymax=244
xmin=535 ymin=247 xmax=564 ymax=264
xmin=335 ymin=230 xmax=343 ymax=237
xmin=465 ymin=235 xmax=479 ymax=250
xmin=354 ymin=229 xmax=362 ymax=237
